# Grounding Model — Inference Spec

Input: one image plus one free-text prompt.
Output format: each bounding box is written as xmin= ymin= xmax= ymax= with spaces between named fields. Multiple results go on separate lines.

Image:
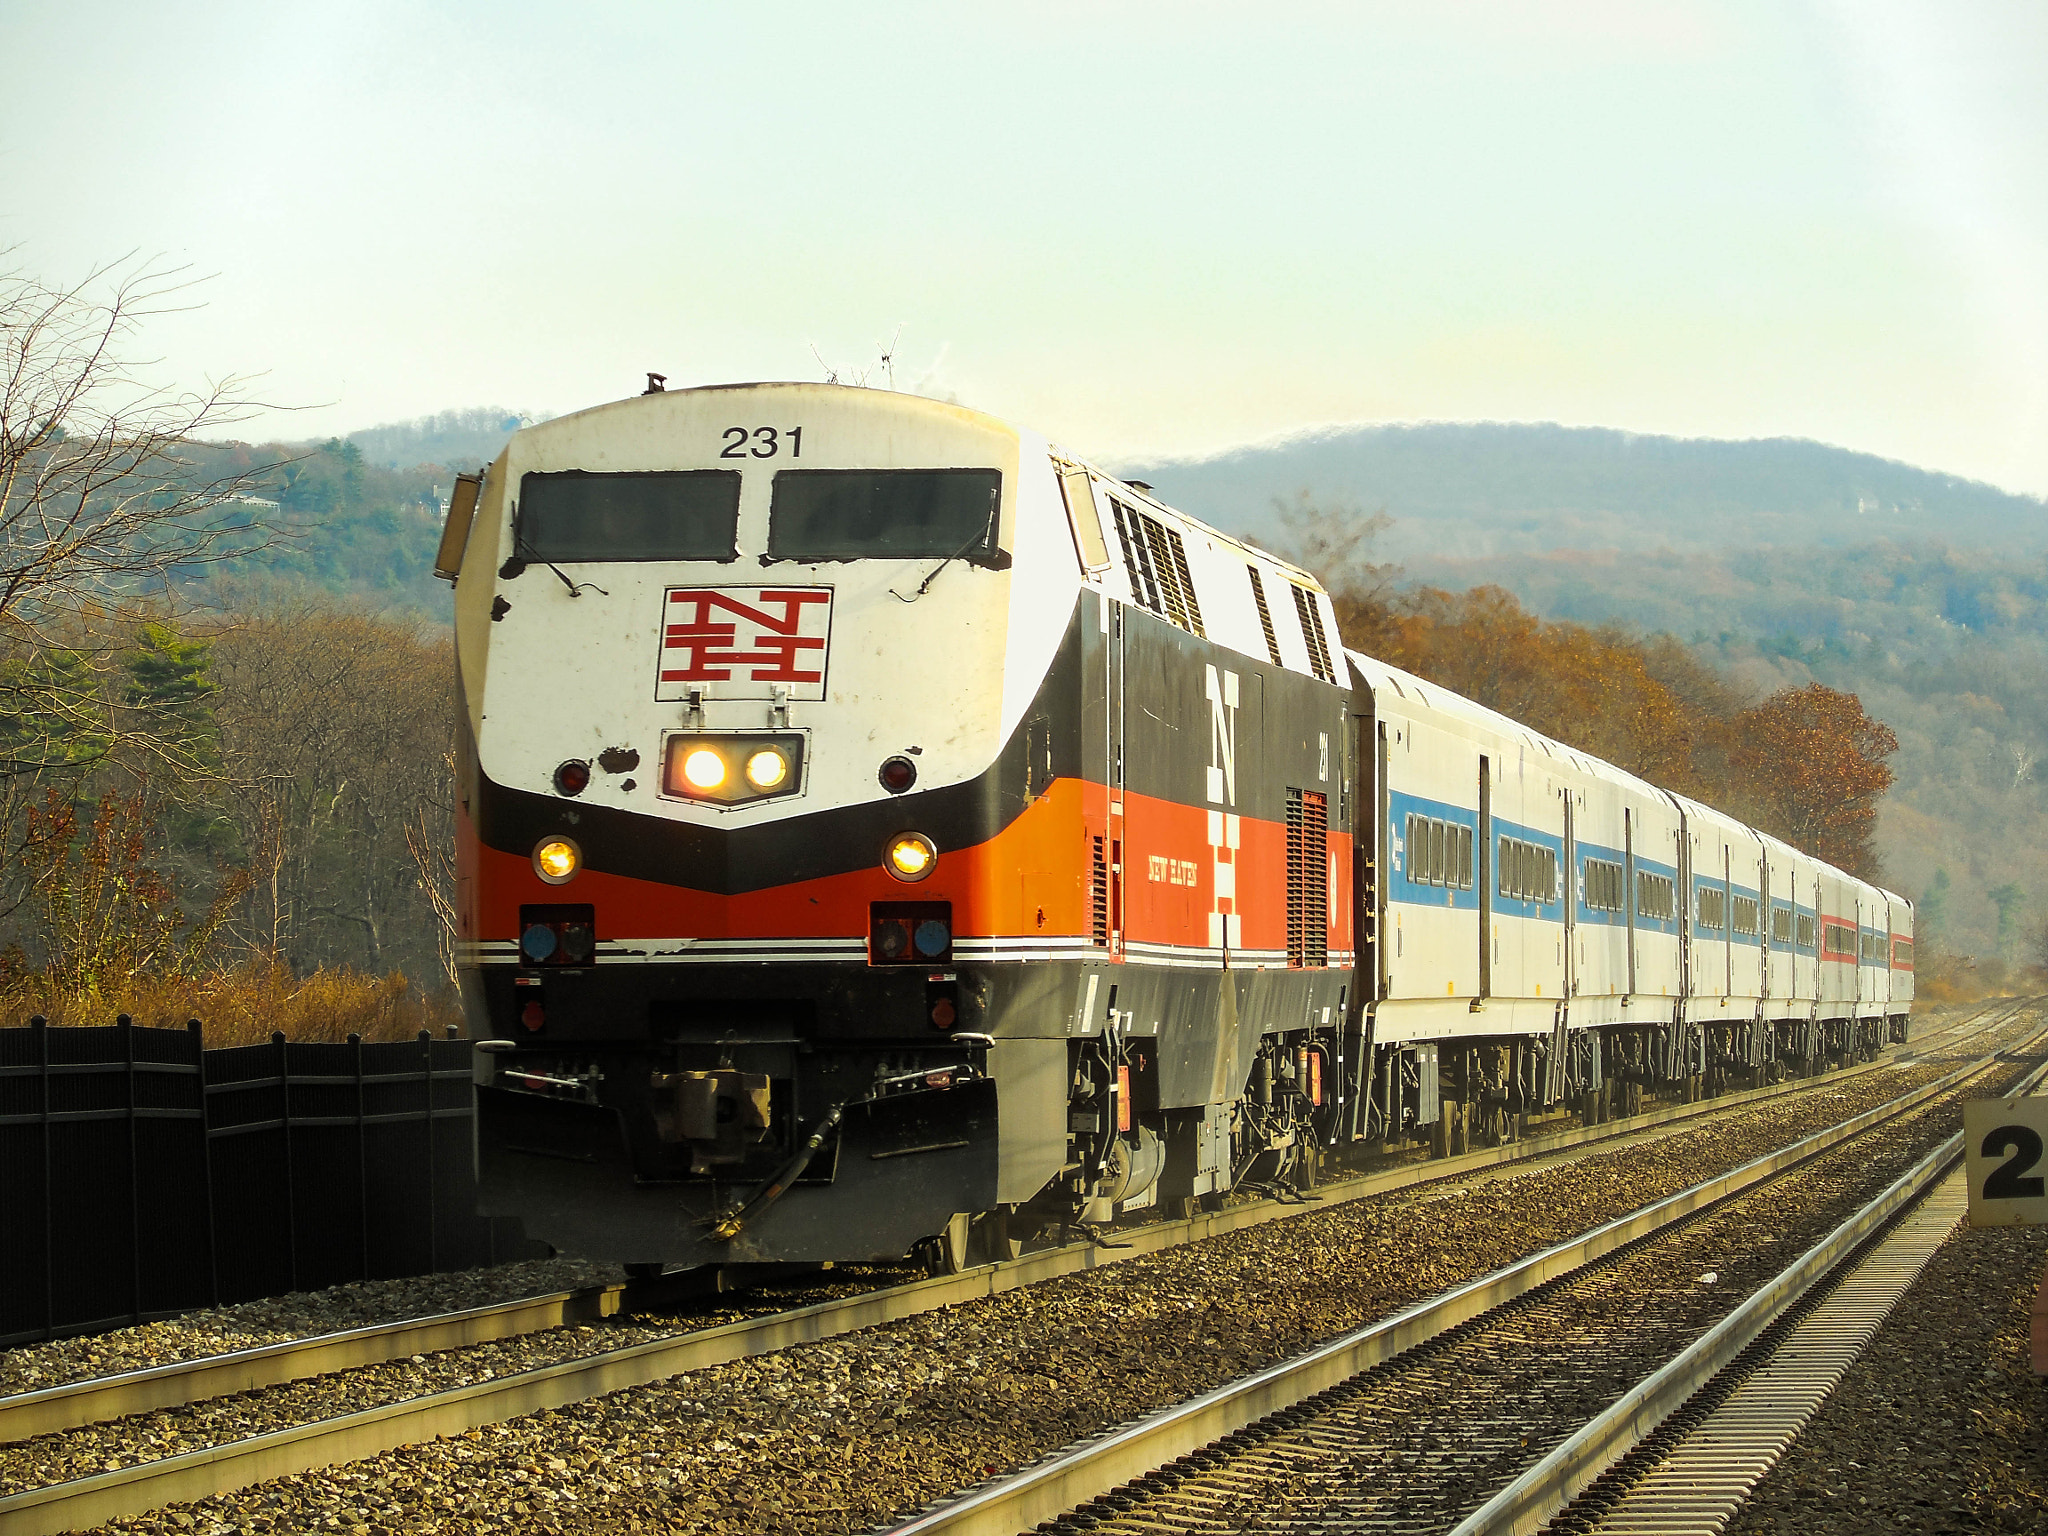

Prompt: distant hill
xmin=346 ymin=408 xmax=548 ymax=471
xmin=1120 ymin=423 xmax=2048 ymax=560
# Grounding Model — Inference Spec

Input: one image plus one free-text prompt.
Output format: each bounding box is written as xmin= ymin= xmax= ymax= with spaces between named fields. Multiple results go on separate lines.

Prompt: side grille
xmin=1291 ymin=583 xmax=1335 ymax=682
xmin=1286 ymin=788 xmax=1329 ymax=968
xmin=1248 ymin=566 xmax=1283 ymax=665
xmin=1090 ymin=836 xmax=1109 ymax=946
xmin=1140 ymin=514 xmax=1205 ymax=637
xmin=1109 ymin=498 xmax=1162 ymax=614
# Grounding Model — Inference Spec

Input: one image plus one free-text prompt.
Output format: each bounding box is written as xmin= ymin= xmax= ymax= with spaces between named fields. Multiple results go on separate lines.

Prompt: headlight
xmin=682 ymin=748 xmax=727 ymax=790
xmin=663 ymin=733 xmax=805 ymax=804
xmin=745 ymin=747 xmax=789 ymax=789
xmin=885 ymin=832 xmax=937 ymax=881
xmin=533 ymin=836 xmax=581 ymax=884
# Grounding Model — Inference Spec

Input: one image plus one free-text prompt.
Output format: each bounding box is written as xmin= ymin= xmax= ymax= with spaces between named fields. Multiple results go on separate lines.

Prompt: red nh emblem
xmin=656 ymin=586 xmax=833 ymax=701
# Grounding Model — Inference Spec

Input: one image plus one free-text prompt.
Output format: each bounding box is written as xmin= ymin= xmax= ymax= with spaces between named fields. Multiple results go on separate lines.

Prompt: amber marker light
xmin=682 ymin=747 xmax=727 ymax=791
xmin=885 ymin=831 xmax=937 ymax=881
xmin=745 ymin=747 xmax=789 ymax=790
xmin=533 ymin=836 xmax=581 ymax=884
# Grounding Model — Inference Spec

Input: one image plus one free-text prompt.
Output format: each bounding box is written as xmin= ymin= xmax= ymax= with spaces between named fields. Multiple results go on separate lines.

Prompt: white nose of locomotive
xmin=462 ymin=385 xmax=1045 ymax=834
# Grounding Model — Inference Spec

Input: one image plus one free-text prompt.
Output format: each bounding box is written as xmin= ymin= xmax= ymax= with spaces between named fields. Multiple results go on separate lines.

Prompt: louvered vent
xmin=1247 ymin=566 xmax=1282 ymax=665
xmin=1108 ymin=499 xmax=1162 ymax=614
xmin=1138 ymin=515 xmax=1205 ymax=637
xmin=1090 ymin=836 xmax=1109 ymax=946
xmin=1291 ymin=583 xmax=1335 ymax=682
xmin=1286 ymin=788 xmax=1329 ymax=968
xmin=1166 ymin=525 xmax=1204 ymax=636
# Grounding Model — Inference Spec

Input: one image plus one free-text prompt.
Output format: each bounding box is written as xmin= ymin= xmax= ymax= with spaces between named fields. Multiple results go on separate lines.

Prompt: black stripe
xmin=471 ymin=601 xmax=1088 ymax=896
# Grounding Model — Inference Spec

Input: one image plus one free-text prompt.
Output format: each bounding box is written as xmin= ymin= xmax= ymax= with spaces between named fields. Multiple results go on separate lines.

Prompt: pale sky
xmin=4 ymin=1 xmax=2045 ymax=493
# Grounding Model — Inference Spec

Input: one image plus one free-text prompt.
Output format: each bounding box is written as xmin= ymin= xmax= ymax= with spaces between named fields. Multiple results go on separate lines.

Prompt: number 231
xmin=721 ymin=426 xmax=802 ymax=459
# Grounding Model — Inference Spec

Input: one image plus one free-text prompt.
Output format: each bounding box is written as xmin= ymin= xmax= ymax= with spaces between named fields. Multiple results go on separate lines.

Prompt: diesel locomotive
xmin=438 ymin=382 xmax=1911 ymax=1272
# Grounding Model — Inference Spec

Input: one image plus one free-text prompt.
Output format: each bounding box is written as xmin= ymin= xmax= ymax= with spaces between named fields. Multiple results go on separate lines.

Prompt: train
xmin=436 ymin=382 xmax=1912 ymax=1274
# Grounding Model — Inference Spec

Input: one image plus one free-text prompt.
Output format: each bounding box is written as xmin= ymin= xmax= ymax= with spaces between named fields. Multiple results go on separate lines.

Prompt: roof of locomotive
xmin=503 ymin=381 xmax=1334 ymax=596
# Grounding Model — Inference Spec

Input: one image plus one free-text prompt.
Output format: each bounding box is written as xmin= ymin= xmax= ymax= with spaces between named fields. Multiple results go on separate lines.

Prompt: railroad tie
xmin=1584 ymin=1169 xmax=1968 ymax=1535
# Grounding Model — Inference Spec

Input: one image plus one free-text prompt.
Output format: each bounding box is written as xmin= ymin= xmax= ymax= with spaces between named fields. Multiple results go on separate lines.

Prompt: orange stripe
xmin=460 ymin=778 xmax=1353 ymax=953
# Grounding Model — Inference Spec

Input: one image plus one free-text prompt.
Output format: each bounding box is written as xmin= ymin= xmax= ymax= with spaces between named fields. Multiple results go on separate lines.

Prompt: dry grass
xmin=0 ymin=958 xmax=463 ymax=1045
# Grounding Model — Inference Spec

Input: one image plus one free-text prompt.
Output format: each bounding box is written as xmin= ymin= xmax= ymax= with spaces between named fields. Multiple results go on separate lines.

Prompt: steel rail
xmin=1447 ymin=1059 xmax=2048 ymax=1536
xmin=8 ymin=1005 xmax=2004 ymax=1448
xmin=4 ymin=1034 xmax=2026 ymax=1536
xmin=1565 ymin=1170 xmax=1970 ymax=1535
xmin=870 ymin=1033 xmax=2041 ymax=1536
xmin=0 ymin=1286 xmax=628 ymax=1446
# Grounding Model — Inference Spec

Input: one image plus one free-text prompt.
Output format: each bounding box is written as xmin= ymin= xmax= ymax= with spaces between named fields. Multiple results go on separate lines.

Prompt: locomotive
xmin=437 ymin=382 xmax=1912 ymax=1272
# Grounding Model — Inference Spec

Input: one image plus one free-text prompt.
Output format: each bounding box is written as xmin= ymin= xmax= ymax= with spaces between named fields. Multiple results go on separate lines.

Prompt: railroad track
xmin=0 ymin=1002 xmax=2031 ymax=1536
xmin=13 ymin=997 xmax=2022 ymax=1444
xmin=873 ymin=1022 xmax=2046 ymax=1536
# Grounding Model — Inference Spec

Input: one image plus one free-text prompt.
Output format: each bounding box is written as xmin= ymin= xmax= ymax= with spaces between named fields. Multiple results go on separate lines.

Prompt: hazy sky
xmin=4 ymin=1 xmax=2045 ymax=493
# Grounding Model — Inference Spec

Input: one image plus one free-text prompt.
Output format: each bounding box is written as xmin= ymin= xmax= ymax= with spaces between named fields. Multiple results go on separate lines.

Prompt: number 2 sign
xmin=1964 ymin=1097 xmax=2048 ymax=1226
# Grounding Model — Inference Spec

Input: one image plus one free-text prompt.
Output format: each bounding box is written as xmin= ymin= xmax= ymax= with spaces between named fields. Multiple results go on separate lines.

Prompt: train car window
xmin=1635 ymin=870 xmax=1675 ymax=921
xmin=1586 ymin=857 xmax=1625 ymax=912
xmin=1247 ymin=567 xmax=1284 ymax=665
xmin=1457 ymin=824 xmax=1474 ymax=889
xmin=1823 ymin=924 xmax=1853 ymax=958
xmin=1732 ymin=895 xmax=1759 ymax=937
xmin=1772 ymin=906 xmax=1793 ymax=944
xmin=1893 ymin=938 xmax=1913 ymax=967
xmin=1405 ymin=814 xmax=1419 ymax=882
xmin=1495 ymin=837 xmax=1553 ymax=903
xmin=1695 ymin=886 xmax=1727 ymax=931
xmin=1429 ymin=818 xmax=1447 ymax=884
xmin=1797 ymin=912 xmax=1817 ymax=949
xmin=515 ymin=470 xmax=741 ymax=562
xmin=1058 ymin=468 xmax=1111 ymax=571
xmin=768 ymin=469 xmax=1003 ymax=564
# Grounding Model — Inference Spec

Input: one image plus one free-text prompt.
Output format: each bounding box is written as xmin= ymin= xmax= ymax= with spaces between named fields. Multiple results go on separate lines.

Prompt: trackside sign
xmin=1964 ymin=1096 xmax=2048 ymax=1227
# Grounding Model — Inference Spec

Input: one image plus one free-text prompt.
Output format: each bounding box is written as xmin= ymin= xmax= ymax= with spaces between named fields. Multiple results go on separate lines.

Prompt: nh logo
xmin=1205 ymin=665 xmax=1238 ymax=806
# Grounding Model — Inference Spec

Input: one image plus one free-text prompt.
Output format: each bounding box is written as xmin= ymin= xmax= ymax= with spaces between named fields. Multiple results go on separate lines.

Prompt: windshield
xmin=516 ymin=470 xmax=740 ymax=562
xmin=768 ymin=469 xmax=1002 ymax=564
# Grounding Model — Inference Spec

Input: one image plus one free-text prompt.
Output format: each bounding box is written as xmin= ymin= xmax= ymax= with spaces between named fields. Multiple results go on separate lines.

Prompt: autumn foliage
xmin=1326 ymin=568 xmax=1897 ymax=879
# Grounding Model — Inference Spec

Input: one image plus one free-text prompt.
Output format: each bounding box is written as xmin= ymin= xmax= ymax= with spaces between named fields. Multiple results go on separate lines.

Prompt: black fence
xmin=0 ymin=1019 xmax=541 ymax=1345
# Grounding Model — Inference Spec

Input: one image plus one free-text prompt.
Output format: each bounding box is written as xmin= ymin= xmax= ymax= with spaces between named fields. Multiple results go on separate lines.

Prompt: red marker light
xmin=554 ymin=760 xmax=591 ymax=796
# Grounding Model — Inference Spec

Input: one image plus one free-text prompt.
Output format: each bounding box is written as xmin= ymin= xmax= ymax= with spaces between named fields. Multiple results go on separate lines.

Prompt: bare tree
xmin=1272 ymin=490 xmax=1401 ymax=610
xmin=1 ymin=255 xmax=278 ymax=637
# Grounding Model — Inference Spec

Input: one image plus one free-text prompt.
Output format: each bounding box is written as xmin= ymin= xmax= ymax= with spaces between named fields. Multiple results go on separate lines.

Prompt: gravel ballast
xmin=0 ymin=1259 xmax=622 ymax=1398
xmin=29 ymin=1049 xmax=2021 ymax=1536
xmin=1725 ymin=1220 xmax=2048 ymax=1534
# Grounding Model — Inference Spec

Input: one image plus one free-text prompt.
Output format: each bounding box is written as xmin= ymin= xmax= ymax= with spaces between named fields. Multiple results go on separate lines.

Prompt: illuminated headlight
xmin=663 ymin=733 xmax=805 ymax=805
xmin=533 ymin=836 xmax=581 ymax=884
xmin=885 ymin=832 xmax=937 ymax=881
xmin=682 ymin=748 xmax=727 ymax=790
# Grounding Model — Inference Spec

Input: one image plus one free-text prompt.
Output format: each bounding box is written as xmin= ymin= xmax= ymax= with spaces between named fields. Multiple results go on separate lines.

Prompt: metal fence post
xmin=31 ymin=1014 xmax=52 ymax=1342
xmin=418 ymin=1029 xmax=437 ymax=1274
xmin=350 ymin=1032 xmax=369 ymax=1280
xmin=274 ymin=1030 xmax=298 ymax=1294
xmin=190 ymin=1018 xmax=220 ymax=1308
xmin=119 ymin=1013 xmax=141 ymax=1327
